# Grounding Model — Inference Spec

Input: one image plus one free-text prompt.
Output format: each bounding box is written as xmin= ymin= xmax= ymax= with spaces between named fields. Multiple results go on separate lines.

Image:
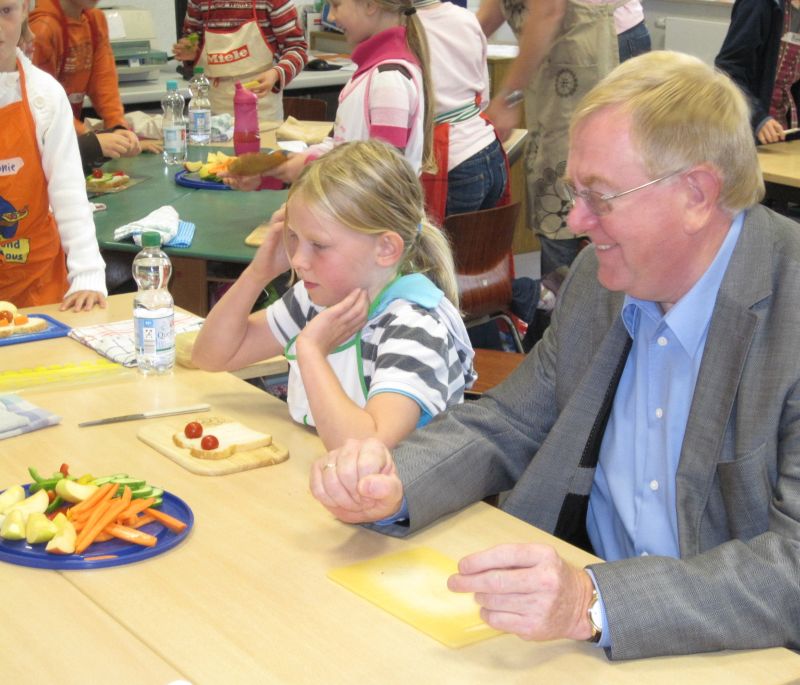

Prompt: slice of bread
xmin=172 ymin=416 xmax=272 ymax=460
xmin=226 ymin=150 xmax=288 ymax=176
xmin=0 ymin=302 xmax=48 ymax=339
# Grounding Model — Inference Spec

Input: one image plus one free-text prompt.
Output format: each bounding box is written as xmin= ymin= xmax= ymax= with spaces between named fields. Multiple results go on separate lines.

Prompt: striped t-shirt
xmin=266 ymin=275 xmax=476 ymax=424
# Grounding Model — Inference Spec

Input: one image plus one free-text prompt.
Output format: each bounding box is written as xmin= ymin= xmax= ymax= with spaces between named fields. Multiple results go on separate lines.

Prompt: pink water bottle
xmin=233 ymin=81 xmax=260 ymax=155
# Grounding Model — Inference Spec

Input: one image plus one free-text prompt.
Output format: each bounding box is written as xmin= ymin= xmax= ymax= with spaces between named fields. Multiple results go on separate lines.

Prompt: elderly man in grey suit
xmin=309 ymin=50 xmax=800 ymax=660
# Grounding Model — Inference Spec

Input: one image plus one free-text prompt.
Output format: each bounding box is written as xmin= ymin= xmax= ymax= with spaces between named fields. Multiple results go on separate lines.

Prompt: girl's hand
xmin=247 ymin=68 xmax=280 ymax=98
xmin=172 ymin=37 xmax=199 ymax=61
xmin=248 ymin=204 xmax=291 ymax=282
xmin=297 ymin=289 xmax=369 ymax=357
xmin=218 ymin=168 xmax=263 ymax=191
xmin=757 ymin=117 xmax=786 ymax=145
xmin=270 ymin=152 xmax=310 ymax=183
xmin=60 ymin=291 xmax=107 ymax=312
xmin=139 ymin=138 xmax=163 ymax=154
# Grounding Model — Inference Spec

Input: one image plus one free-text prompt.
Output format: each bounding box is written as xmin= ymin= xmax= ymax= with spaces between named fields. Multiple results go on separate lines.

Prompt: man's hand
xmin=757 ymin=117 xmax=785 ymax=145
xmin=309 ymin=438 xmax=405 ymax=523
xmin=297 ymin=289 xmax=369 ymax=357
xmin=60 ymin=291 xmax=107 ymax=312
xmin=448 ymin=544 xmax=596 ymax=642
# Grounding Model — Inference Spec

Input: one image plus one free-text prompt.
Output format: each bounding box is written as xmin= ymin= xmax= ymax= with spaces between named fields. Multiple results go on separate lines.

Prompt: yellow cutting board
xmin=137 ymin=418 xmax=289 ymax=476
xmin=328 ymin=547 xmax=502 ymax=648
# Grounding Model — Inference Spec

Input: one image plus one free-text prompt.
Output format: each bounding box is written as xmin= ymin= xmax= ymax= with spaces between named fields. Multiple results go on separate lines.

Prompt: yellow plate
xmin=328 ymin=547 xmax=502 ymax=648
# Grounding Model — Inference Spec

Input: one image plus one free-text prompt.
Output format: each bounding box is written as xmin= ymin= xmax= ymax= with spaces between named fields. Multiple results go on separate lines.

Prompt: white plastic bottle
xmin=162 ymin=80 xmax=187 ymax=164
xmin=187 ymin=66 xmax=212 ymax=146
xmin=132 ymin=232 xmax=175 ymax=375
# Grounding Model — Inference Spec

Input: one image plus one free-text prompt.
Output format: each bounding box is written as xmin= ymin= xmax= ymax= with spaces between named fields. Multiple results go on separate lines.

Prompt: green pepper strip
xmin=45 ymin=496 xmax=64 ymax=515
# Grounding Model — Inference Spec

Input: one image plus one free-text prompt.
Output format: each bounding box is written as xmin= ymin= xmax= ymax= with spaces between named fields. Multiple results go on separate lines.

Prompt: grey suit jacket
xmin=385 ymin=204 xmax=800 ymax=659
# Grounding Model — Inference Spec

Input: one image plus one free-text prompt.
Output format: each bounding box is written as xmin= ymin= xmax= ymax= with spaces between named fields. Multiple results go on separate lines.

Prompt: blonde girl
xmin=193 ymin=140 xmax=475 ymax=450
xmin=225 ymin=0 xmax=435 ymax=190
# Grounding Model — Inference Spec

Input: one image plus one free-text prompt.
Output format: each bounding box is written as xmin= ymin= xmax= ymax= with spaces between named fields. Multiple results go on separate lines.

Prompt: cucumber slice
xmin=112 ymin=477 xmax=146 ymax=488
xmin=150 ymin=497 xmax=163 ymax=508
xmin=91 ymin=476 xmax=114 ymax=486
xmin=149 ymin=487 xmax=164 ymax=499
xmin=130 ymin=486 xmax=153 ymax=499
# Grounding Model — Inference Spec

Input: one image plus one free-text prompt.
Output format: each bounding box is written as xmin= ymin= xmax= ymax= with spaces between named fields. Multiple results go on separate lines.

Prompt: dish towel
xmin=113 ymin=206 xmax=196 ymax=248
xmin=0 ymin=394 xmax=61 ymax=441
xmin=68 ymin=313 xmax=205 ymax=367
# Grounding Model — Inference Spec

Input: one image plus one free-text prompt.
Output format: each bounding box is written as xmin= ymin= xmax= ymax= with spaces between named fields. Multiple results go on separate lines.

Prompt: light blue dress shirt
xmin=586 ymin=212 xmax=744 ymax=646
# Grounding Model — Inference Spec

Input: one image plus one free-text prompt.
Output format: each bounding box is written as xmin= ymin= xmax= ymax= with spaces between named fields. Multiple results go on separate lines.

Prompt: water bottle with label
xmin=188 ymin=66 xmax=212 ymax=146
xmin=132 ymin=232 xmax=175 ymax=375
xmin=162 ymin=80 xmax=187 ymax=164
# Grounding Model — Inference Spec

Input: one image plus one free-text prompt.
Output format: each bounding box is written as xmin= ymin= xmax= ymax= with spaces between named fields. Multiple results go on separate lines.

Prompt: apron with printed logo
xmin=502 ymin=0 xmax=623 ymax=241
xmin=0 ymin=61 xmax=69 ymax=306
xmin=197 ymin=0 xmax=283 ymax=120
xmin=769 ymin=2 xmax=800 ymax=129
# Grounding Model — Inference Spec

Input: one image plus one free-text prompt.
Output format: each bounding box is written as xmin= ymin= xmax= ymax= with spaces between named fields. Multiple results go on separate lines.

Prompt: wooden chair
xmin=282 ymin=96 xmax=328 ymax=121
xmin=443 ymin=202 xmax=524 ymax=353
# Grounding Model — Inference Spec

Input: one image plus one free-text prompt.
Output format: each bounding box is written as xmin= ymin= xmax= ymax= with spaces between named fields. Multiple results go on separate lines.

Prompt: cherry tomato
xmin=113 ymin=171 xmax=126 ymax=177
xmin=184 ymin=421 xmax=203 ymax=439
xmin=200 ymin=435 xmax=219 ymax=451
xmin=92 ymin=168 xmax=104 ymax=178
xmin=59 ymin=463 xmax=70 ymax=476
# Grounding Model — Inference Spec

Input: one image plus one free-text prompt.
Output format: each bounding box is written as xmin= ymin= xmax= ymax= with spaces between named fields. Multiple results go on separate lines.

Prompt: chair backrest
xmin=443 ymin=202 xmax=521 ymax=318
xmin=282 ymin=97 xmax=328 ymax=121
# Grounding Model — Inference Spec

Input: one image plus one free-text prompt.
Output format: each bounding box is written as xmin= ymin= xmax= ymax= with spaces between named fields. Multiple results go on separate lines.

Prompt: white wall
xmin=98 ymin=1 xmax=177 ymax=54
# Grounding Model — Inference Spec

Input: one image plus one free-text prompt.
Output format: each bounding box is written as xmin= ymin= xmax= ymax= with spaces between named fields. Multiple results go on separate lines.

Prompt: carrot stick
xmin=93 ymin=531 xmax=113 ymax=543
xmin=104 ymin=523 xmax=157 ymax=547
xmin=76 ymin=499 xmax=129 ymax=554
xmin=74 ymin=497 xmax=113 ymax=545
xmin=68 ymin=482 xmax=116 ymax=517
xmin=129 ymin=514 xmax=156 ymax=529
xmin=118 ymin=497 xmax=156 ymax=524
xmin=143 ymin=507 xmax=187 ymax=533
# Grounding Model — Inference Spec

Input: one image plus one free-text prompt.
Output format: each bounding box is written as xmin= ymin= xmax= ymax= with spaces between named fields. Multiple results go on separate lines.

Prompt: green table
xmin=94 ymin=150 xmax=287 ymax=315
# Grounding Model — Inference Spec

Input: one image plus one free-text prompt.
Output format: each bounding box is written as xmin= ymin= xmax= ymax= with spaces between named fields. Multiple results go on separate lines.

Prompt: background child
xmin=226 ymin=0 xmax=434 ymax=189
xmin=192 ymin=140 xmax=475 ymax=450
xmin=0 ymin=0 xmax=106 ymax=311
xmin=172 ymin=0 xmax=308 ymax=119
xmin=415 ymin=0 xmax=508 ymax=222
xmin=29 ymin=0 xmax=150 ymax=169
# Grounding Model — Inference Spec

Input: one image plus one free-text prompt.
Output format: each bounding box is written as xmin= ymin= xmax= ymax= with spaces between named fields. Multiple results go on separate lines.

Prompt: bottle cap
xmin=141 ymin=231 xmax=162 ymax=247
xmin=166 ymin=80 xmax=178 ymax=91
xmin=193 ymin=66 xmax=204 ymax=75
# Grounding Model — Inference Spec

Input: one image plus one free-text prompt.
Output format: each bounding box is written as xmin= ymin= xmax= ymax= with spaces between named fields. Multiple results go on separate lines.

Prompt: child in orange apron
xmin=172 ymin=0 xmax=308 ymax=119
xmin=192 ymin=140 xmax=475 ymax=451
xmin=0 ymin=1 xmax=106 ymax=311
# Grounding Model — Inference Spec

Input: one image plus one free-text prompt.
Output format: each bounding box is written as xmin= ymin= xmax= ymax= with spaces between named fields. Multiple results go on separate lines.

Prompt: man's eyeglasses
xmin=562 ymin=169 xmax=686 ymax=216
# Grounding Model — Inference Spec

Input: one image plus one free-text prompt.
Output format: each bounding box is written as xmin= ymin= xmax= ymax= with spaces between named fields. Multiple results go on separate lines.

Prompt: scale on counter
xmin=104 ymin=7 xmax=168 ymax=83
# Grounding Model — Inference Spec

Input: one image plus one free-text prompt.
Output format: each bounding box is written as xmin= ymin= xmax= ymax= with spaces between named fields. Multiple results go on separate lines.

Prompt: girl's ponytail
xmin=402 ymin=6 xmax=436 ymax=174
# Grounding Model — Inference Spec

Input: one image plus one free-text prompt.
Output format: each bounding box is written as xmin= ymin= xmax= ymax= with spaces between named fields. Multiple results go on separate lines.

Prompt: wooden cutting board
xmin=328 ymin=547 xmax=502 ymax=648
xmin=137 ymin=419 xmax=289 ymax=476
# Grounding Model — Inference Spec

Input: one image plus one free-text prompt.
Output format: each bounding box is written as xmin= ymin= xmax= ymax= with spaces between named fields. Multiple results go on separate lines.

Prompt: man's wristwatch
xmin=503 ymin=89 xmax=524 ymax=108
xmin=587 ymin=588 xmax=603 ymax=643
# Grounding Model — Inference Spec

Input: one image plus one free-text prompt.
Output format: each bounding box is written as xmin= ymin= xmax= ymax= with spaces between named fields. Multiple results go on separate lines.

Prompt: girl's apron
xmin=502 ymin=0 xmax=623 ymax=240
xmin=421 ymin=97 xmax=511 ymax=226
xmin=196 ymin=0 xmax=283 ymax=120
xmin=768 ymin=1 xmax=800 ymax=130
xmin=0 ymin=61 xmax=68 ymax=306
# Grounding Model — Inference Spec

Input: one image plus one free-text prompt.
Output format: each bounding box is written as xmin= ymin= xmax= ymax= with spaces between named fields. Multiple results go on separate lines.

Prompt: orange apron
xmin=421 ymin=101 xmax=510 ymax=226
xmin=0 ymin=61 xmax=69 ymax=307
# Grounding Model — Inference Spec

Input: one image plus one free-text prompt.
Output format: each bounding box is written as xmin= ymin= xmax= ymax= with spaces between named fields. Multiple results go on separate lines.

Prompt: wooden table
xmin=3 ymin=297 xmax=800 ymax=684
xmin=757 ymin=138 xmax=800 ymax=207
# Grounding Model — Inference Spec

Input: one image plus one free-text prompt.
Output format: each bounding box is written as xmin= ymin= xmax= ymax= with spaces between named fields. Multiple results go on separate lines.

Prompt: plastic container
xmin=162 ymin=80 xmax=187 ymax=164
xmin=132 ymin=232 xmax=175 ymax=375
xmin=187 ymin=66 xmax=212 ymax=146
xmin=233 ymin=81 xmax=260 ymax=155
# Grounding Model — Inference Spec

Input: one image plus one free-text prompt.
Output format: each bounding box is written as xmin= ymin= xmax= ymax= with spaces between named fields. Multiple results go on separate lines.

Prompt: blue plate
xmin=0 ymin=485 xmax=193 ymax=570
xmin=0 ymin=314 xmax=70 ymax=347
xmin=174 ymin=169 xmax=230 ymax=191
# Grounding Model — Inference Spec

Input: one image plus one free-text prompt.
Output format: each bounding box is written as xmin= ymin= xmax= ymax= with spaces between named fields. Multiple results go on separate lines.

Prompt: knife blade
xmin=78 ymin=403 xmax=211 ymax=427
